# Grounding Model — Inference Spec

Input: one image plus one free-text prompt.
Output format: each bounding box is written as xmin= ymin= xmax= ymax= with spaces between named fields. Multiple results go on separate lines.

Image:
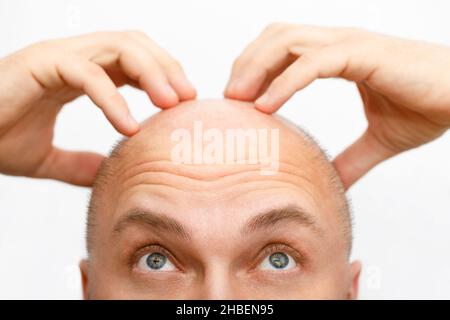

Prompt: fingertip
xmin=173 ymin=75 xmax=197 ymax=101
xmin=122 ymin=113 xmax=140 ymax=137
xmin=163 ymin=84 xmax=180 ymax=105
xmin=148 ymin=84 xmax=180 ymax=109
xmin=106 ymin=98 xmax=140 ymax=137
xmin=223 ymin=88 xmax=231 ymax=99
xmin=255 ymin=93 xmax=279 ymax=114
xmin=183 ymin=87 xmax=197 ymax=101
xmin=223 ymin=88 xmax=235 ymax=100
xmin=223 ymin=80 xmax=235 ymax=98
xmin=255 ymin=104 xmax=274 ymax=114
xmin=255 ymin=93 xmax=268 ymax=107
xmin=223 ymin=76 xmax=235 ymax=98
xmin=190 ymin=87 xmax=198 ymax=99
xmin=223 ymin=88 xmax=241 ymax=100
xmin=224 ymin=78 xmax=245 ymax=100
xmin=185 ymin=79 xmax=198 ymax=99
xmin=183 ymin=84 xmax=197 ymax=101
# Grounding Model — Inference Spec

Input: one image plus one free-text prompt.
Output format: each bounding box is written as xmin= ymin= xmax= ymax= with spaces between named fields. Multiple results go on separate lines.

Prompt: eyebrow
xmin=113 ymin=209 xmax=191 ymax=240
xmin=113 ymin=205 xmax=320 ymax=240
xmin=241 ymin=205 xmax=321 ymax=236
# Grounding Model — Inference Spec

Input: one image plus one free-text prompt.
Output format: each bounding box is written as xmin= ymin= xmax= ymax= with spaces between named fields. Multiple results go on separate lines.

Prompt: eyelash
xmin=252 ymin=243 xmax=305 ymax=271
xmin=131 ymin=244 xmax=182 ymax=272
xmin=129 ymin=242 xmax=306 ymax=273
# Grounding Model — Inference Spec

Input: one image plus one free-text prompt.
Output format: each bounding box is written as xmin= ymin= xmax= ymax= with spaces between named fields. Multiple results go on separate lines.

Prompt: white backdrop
xmin=0 ymin=0 xmax=449 ymax=299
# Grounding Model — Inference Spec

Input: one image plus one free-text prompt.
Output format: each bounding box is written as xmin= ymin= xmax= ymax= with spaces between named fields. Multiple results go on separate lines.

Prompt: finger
xmin=33 ymin=147 xmax=105 ymax=187
xmin=128 ymin=31 xmax=197 ymax=101
xmin=224 ymin=25 xmax=279 ymax=101
xmin=69 ymin=32 xmax=188 ymax=107
xmin=225 ymin=24 xmax=336 ymax=100
xmin=57 ymin=57 xmax=140 ymax=136
xmin=252 ymin=52 xmax=299 ymax=99
xmin=225 ymin=43 xmax=300 ymax=102
xmin=117 ymin=39 xmax=180 ymax=108
xmin=255 ymin=45 xmax=349 ymax=113
xmin=332 ymin=130 xmax=395 ymax=190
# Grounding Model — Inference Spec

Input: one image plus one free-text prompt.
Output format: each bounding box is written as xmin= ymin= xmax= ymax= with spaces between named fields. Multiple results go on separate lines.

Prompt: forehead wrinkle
xmin=114 ymin=158 xmax=322 ymax=199
xmin=116 ymin=153 xmax=318 ymax=177
xmin=113 ymin=169 xmax=322 ymax=228
xmin=113 ymin=149 xmax=323 ymax=185
xmin=121 ymin=179 xmax=318 ymax=206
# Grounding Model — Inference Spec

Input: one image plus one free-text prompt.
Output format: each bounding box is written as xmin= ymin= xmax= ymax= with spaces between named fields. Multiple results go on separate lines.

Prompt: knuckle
xmin=25 ymin=40 xmax=56 ymax=55
xmin=117 ymin=31 xmax=135 ymax=44
xmin=126 ymin=30 xmax=148 ymax=39
xmin=274 ymin=72 xmax=292 ymax=88
xmin=339 ymin=27 xmax=366 ymax=41
xmin=283 ymin=26 xmax=304 ymax=42
xmin=247 ymin=57 xmax=264 ymax=69
xmin=168 ymin=58 xmax=183 ymax=72
xmin=264 ymin=22 xmax=287 ymax=34
xmin=278 ymin=71 xmax=291 ymax=83
xmin=165 ymin=59 xmax=183 ymax=74
xmin=300 ymin=52 xmax=315 ymax=64
xmin=22 ymin=40 xmax=60 ymax=65
xmin=85 ymin=63 xmax=104 ymax=77
xmin=106 ymin=89 xmax=122 ymax=104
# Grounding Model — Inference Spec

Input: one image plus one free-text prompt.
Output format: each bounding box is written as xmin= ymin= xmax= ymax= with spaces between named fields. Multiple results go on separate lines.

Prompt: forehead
xmin=98 ymin=100 xmax=341 ymax=236
xmin=114 ymin=161 xmax=321 ymax=229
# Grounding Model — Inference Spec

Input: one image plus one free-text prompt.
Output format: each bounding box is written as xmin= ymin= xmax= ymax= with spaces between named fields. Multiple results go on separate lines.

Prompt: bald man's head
xmin=82 ymin=99 xmax=360 ymax=300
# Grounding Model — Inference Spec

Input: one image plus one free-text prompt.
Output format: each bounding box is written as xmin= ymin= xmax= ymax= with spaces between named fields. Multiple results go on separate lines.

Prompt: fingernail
xmin=185 ymin=78 xmax=196 ymax=92
xmin=165 ymin=84 xmax=178 ymax=100
xmin=227 ymin=78 xmax=242 ymax=95
xmin=126 ymin=113 xmax=139 ymax=132
xmin=173 ymin=75 xmax=197 ymax=99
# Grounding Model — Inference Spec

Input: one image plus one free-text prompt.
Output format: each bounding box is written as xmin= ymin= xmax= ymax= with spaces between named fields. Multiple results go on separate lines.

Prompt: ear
xmin=347 ymin=260 xmax=362 ymax=300
xmin=79 ymin=259 xmax=90 ymax=300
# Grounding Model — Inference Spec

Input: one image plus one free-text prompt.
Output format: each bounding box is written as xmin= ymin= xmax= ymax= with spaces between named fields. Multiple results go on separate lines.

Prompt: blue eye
xmin=137 ymin=252 xmax=176 ymax=272
xmin=259 ymin=252 xmax=296 ymax=271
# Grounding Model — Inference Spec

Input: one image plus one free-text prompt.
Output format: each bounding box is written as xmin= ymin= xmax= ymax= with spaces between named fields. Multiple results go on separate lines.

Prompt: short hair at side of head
xmin=86 ymin=137 xmax=128 ymax=254
xmin=290 ymin=123 xmax=353 ymax=255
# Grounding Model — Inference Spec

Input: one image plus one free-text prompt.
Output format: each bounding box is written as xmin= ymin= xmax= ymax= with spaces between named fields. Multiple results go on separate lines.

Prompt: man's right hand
xmin=0 ymin=31 xmax=196 ymax=186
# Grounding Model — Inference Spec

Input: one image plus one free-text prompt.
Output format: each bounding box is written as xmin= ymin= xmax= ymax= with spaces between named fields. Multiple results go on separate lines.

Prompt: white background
xmin=0 ymin=0 xmax=449 ymax=299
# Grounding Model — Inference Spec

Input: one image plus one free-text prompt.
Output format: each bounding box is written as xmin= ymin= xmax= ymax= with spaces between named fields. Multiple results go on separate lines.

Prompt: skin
xmin=0 ymin=28 xmax=449 ymax=299
xmin=0 ymin=31 xmax=196 ymax=186
xmin=225 ymin=24 xmax=450 ymax=188
xmin=81 ymin=99 xmax=361 ymax=299
xmin=1 ymin=27 xmax=449 ymax=189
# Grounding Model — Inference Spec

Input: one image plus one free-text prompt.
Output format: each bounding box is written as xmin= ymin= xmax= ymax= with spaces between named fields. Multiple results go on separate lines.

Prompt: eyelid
xmin=132 ymin=244 xmax=183 ymax=272
xmin=252 ymin=243 xmax=304 ymax=271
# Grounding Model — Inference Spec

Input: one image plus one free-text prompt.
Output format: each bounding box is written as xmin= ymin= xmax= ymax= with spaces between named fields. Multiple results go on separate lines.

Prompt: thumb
xmin=333 ymin=130 xmax=395 ymax=190
xmin=33 ymin=147 xmax=105 ymax=186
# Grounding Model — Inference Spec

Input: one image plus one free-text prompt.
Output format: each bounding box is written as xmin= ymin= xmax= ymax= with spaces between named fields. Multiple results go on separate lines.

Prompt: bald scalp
xmin=86 ymin=100 xmax=352 ymax=256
